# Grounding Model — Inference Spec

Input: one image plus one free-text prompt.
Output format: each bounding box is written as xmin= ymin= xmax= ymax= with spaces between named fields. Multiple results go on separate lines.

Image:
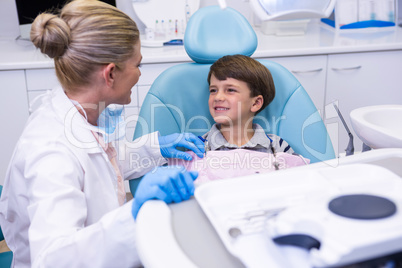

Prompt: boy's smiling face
xmin=208 ymin=74 xmax=263 ymax=128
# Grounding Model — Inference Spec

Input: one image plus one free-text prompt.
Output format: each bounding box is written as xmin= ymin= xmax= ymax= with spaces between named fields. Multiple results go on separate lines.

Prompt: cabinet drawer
xmin=26 ymin=68 xmax=59 ymax=91
xmin=125 ymin=106 xmax=140 ymax=128
xmin=138 ymin=63 xmax=177 ymax=85
xmin=125 ymin=106 xmax=139 ymax=142
xmin=268 ymin=55 xmax=327 ymax=114
xmin=138 ymin=85 xmax=151 ymax=107
xmin=127 ymin=85 xmax=139 ymax=107
xmin=325 ymin=50 xmax=402 ymax=154
xmin=0 ymin=70 xmax=29 ymax=185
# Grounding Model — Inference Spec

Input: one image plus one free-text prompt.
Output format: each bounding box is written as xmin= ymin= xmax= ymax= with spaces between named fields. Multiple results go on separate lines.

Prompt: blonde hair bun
xmin=30 ymin=13 xmax=71 ymax=58
xmin=29 ymin=0 xmax=139 ymax=89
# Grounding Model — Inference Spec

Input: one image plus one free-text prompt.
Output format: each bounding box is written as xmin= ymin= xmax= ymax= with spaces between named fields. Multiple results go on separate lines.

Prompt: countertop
xmin=1 ymin=22 xmax=402 ymax=70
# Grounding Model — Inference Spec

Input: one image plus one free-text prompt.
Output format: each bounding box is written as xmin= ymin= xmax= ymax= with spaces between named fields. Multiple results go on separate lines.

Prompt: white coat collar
xmin=51 ymin=86 xmax=104 ymax=154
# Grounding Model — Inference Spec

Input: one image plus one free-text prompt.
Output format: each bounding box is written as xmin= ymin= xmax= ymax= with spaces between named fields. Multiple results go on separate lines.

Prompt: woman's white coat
xmin=0 ymin=87 xmax=165 ymax=267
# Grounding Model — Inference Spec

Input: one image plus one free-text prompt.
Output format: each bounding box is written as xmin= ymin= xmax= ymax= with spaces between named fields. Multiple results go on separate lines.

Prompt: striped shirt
xmin=202 ymin=123 xmax=294 ymax=154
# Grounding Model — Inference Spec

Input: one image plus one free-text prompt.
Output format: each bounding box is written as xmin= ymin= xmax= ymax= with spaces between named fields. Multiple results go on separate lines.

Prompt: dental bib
xmin=168 ymin=149 xmax=309 ymax=185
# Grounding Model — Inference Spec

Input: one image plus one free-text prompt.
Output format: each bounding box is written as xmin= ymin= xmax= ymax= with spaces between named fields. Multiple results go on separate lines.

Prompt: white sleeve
xmin=27 ymin=148 xmax=141 ymax=268
xmin=32 ymin=201 xmax=141 ymax=268
xmin=118 ymin=131 xmax=167 ymax=180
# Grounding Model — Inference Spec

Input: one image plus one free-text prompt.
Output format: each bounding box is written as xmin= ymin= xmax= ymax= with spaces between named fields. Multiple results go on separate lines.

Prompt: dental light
xmin=250 ymin=0 xmax=336 ymax=21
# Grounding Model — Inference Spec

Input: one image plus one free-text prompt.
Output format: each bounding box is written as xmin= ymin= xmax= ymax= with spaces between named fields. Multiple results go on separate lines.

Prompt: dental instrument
xmin=333 ymin=103 xmax=355 ymax=156
xmin=271 ymin=145 xmax=279 ymax=170
xmin=198 ymin=136 xmax=209 ymax=156
xmin=266 ymin=135 xmax=279 ymax=170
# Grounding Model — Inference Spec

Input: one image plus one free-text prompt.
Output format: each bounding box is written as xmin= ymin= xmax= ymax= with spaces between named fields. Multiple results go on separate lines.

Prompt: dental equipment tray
xmin=194 ymin=164 xmax=402 ymax=267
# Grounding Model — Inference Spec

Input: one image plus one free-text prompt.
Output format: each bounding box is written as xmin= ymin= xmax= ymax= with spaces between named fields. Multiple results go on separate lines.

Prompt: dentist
xmin=0 ymin=0 xmax=204 ymax=267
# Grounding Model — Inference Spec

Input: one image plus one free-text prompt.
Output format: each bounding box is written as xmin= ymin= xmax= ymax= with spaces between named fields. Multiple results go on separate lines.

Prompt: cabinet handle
xmin=331 ymin=66 xmax=362 ymax=71
xmin=291 ymin=68 xmax=323 ymax=74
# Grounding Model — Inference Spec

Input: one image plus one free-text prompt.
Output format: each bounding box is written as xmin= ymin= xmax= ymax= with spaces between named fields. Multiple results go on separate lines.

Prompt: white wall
xmin=0 ymin=0 xmax=20 ymax=39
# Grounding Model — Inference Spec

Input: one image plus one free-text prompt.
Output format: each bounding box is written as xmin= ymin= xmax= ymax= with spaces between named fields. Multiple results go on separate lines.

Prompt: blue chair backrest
xmin=184 ymin=5 xmax=257 ymax=63
xmin=130 ymin=6 xmax=335 ymax=194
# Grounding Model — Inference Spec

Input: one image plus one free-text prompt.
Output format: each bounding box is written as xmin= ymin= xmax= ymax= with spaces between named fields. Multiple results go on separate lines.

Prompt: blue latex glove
xmin=131 ymin=166 xmax=198 ymax=219
xmin=158 ymin=133 xmax=205 ymax=160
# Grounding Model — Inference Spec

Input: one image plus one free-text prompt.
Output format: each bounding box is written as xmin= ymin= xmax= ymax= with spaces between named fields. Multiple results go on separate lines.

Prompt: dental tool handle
xmin=346 ymin=133 xmax=354 ymax=156
xmin=362 ymin=143 xmax=372 ymax=152
xmin=333 ymin=103 xmax=354 ymax=156
xmin=332 ymin=103 xmax=351 ymax=135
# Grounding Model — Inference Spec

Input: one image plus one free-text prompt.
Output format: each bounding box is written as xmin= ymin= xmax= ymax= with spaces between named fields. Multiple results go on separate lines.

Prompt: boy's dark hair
xmin=207 ymin=54 xmax=275 ymax=114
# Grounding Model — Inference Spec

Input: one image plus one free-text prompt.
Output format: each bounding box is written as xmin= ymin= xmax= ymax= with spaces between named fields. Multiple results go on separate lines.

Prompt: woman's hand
xmin=158 ymin=133 xmax=205 ymax=160
xmin=131 ymin=166 xmax=198 ymax=219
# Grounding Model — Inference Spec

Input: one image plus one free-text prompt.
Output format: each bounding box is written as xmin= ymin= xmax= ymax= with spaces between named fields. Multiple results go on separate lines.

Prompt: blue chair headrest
xmin=184 ymin=6 xmax=258 ymax=64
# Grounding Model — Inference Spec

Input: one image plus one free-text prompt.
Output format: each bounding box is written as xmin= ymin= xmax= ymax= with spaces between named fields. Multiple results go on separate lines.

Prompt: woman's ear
xmin=102 ymin=63 xmax=116 ymax=87
xmin=251 ymin=95 xmax=263 ymax=113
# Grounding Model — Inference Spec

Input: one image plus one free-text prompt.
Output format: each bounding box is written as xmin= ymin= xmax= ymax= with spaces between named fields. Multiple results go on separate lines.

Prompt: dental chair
xmin=130 ymin=5 xmax=335 ymax=194
xmin=0 ymin=186 xmax=13 ymax=268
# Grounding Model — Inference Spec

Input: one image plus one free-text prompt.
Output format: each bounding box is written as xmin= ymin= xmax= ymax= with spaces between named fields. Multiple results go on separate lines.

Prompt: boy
xmin=202 ymin=54 xmax=294 ymax=155
xmin=169 ymin=55 xmax=308 ymax=184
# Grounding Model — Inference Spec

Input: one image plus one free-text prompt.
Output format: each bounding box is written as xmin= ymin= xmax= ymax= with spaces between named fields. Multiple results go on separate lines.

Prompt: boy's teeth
xmin=216 ymin=108 xmax=228 ymax=110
